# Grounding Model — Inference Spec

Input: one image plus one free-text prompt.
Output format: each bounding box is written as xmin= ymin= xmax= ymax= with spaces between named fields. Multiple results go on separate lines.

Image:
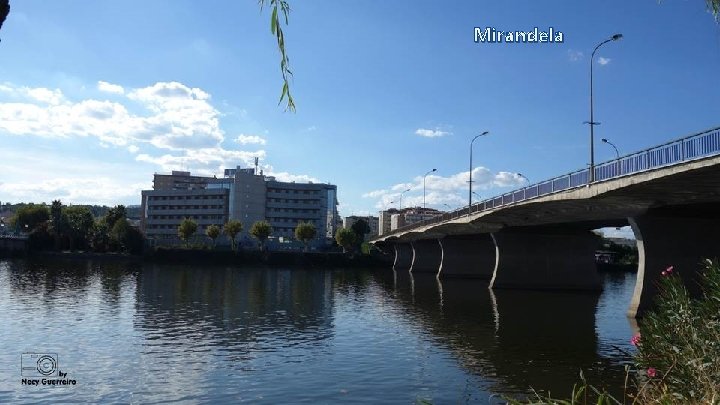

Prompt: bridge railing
xmin=378 ymin=126 xmax=720 ymax=239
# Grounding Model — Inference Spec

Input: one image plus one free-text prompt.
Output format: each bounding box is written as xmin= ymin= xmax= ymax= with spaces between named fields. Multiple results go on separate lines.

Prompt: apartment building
xmin=140 ymin=167 xmax=339 ymax=248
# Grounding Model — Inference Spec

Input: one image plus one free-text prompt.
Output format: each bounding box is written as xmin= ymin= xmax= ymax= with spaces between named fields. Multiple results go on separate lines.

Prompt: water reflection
xmin=375 ymin=270 xmax=633 ymax=399
xmin=0 ymin=259 xmax=636 ymax=403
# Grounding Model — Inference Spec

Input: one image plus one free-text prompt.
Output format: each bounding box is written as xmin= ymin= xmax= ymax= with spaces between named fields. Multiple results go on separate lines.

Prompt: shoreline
xmin=3 ymin=249 xmax=392 ymax=268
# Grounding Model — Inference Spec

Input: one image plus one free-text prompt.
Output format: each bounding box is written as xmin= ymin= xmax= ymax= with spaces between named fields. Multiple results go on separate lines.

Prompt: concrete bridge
xmin=371 ymin=126 xmax=720 ymax=317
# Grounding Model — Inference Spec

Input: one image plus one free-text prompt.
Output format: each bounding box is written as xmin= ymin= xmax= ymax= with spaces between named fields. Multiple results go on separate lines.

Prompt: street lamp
xmin=516 ymin=173 xmax=529 ymax=183
xmin=469 ymin=131 xmax=490 ymax=212
xmin=472 ymin=191 xmax=481 ymax=202
xmin=601 ymin=138 xmax=620 ymax=159
xmin=587 ymin=33 xmax=622 ymax=183
xmin=399 ymin=188 xmax=411 ymax=210
xmin=423 ymin=168 xmax=437 ymax=211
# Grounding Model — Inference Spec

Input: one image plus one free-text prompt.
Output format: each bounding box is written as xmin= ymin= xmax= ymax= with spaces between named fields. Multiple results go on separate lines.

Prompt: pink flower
xmin=647 ymin=367 xmax=657 ymax=378
xmin=630 ymin=334 xmax=641 ymax=346
xmin=662 ymin=266 xmax=674 ymax=276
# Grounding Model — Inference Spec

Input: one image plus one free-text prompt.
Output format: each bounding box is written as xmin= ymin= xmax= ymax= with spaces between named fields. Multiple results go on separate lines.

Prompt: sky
xmin=0 ymin=1 xmax=719 ymax=235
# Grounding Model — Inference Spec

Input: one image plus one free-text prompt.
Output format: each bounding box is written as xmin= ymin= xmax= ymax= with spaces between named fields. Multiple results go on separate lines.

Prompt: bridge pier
xmin=490 ymin=228 xmax=602 ymax=291
xmin=438 ymin=235 xmax=496 ymax=279
xmin=628 ymin=207 xmax=720 ymax=317
xmin=393 ymin=243 xmax=413 ymax=271
xmin=410 ymin=239 xmax=442 ymax=273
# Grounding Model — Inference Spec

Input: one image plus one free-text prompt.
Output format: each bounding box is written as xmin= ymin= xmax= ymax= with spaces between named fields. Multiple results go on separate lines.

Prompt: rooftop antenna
xmin=254 ymin=156 xmax=259 ymax=175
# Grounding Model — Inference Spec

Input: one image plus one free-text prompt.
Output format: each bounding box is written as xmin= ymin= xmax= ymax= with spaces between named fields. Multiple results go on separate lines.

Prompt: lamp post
xmin=587 ymin=33 xmax=622 ymax=183
xmin=423 ymin=168 xmax=437 ymax=211
xmin=472 ymin=191 xmax=481 ymax=202
xmin=516 ymin=173 xmax=529 ymax=183
xmin=399 ymin=188 xmax=410 ymax=210
xmin=601 ymin=138 xmax=620 ymax=159
xmin=469 ymin=131 xmax=490 ymax=212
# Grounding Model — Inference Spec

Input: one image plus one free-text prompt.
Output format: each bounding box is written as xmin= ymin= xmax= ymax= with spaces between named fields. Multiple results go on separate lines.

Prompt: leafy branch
xmin=259 ymin=0 xmax=295 ymax=112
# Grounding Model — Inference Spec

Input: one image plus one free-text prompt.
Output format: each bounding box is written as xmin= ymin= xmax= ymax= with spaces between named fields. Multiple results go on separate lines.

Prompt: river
xmin=0 ymin=258 xmax=637 ymax=403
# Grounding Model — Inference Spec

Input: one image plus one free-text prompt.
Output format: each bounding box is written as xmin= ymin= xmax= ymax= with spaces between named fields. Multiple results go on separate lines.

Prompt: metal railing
xmin=376 ymin=126 xmax=720 ymax=240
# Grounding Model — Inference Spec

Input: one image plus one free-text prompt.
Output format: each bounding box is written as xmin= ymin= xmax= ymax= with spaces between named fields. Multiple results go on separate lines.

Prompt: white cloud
xmin=0 ymin=81 xmax=223 ymax=152
xmin=136 ymin=148 xmax=266 ymax=176
xmin=0 ymin=81 xmax=315 ymax=200
xmin=415 ymin=127 xmax=451 ymax=138
xmin=235 ymin=134 xmax=267 ymax=145
xmin=597 ymin=57 xmax=611 ymax=66
xmin=97 ymin=81 xmax=125 ymax=95
xmin=266 ymin=171 xmax=320 ymax=183
xmin=0 ymin=84 xmax=65 ymax=105
xmin=362 ymin=189 xmax=387 ymax=198
xmin=568 ymin=49 xmax=584 ymax=62
xmin=0 ymin=177 xmax=150 ymax=206
xmin=367 ymin=168 xmax=529 ymax=209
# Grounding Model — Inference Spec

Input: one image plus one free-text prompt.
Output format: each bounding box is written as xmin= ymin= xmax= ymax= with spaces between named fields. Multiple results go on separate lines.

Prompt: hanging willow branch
xmin=259 ymin=0 xmax=295 ymax=112
xmin=708 ymin=0 xmax=720 ymax=20
xmin=0 ymin=0 xmax=10 ymax=41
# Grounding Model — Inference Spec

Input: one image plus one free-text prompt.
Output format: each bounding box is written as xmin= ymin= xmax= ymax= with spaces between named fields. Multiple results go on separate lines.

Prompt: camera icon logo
xmin=21 ymin=353 xmax=58 ymax=377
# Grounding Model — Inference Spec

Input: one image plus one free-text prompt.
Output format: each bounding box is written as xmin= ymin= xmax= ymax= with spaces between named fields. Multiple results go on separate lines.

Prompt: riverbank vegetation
xmin=7 ymin=201 xmax=143 ymax=254
xmin=509 ymin=260 xmax=720 ymax=404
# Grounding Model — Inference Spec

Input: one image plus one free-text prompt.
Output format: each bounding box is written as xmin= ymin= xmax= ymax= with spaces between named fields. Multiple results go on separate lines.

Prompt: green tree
xmin=89 ymin=221 xmax=110 ymax=252
xmin=250 ymin=220 xmax=272 ymax=251
xmin=178 ymin=217 xmax=198 ymax=247
xmin=335 ymin=228 xmax=357 ymax=253
xmin=294 ymin=221 xmax=317 ymax=252
xmin=110 ymin=217 xmax=129 ymax=251
xmin=9 ymin=203 xmax=49 ymax=232
xmin=49 ymin=200 xmax=66 ymax=248
xmin=351 ymin=219 xmax=371 ymax=242
xmin=206 ymin=224 xmax=220 ymax=248
xmin=109 ymin=218 xmax=143 ymax=254
xmin=223 ymin=220 xmax=243 ymax=252
xmin=64 ymin=205 xmax=95 ymax=250
xmin=103 ymin=205 xmax=127 ymax=229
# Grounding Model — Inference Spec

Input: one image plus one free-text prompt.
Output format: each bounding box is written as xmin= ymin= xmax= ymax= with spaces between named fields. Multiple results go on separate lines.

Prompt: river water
xmin=0 ymin=258 xmax=637 ymax=403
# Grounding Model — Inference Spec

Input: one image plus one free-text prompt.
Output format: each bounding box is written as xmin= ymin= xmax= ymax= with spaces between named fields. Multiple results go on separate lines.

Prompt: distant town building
xmin=141 ymin=167 xmax=339 ymax=248
xmin=382 ymin=207 xmax=442 ymax=232
xmin=378 ymin=208 xmax=398 ymax=236
xmin=343 ymin=215 xmax=379 ymax=240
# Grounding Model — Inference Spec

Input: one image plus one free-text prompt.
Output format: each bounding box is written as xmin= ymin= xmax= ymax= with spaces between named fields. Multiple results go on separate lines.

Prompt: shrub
xmin=632 ymin=260 xmax=720 ymax=402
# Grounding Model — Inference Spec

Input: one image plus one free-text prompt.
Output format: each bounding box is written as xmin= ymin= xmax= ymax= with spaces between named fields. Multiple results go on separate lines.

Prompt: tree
xmin=49 ymin=200 xmax=69 ymax=250
xmin=110 ymin=218 xmax=129 ymax=251
xmin=89 ymin=221 xmax=110 ymax=252
xmin=351 ymin=219 xmax=371 ymax=242
xmin=9 ymin=203 xmax=49 ymax=232
xmin=206 ymin=224 xmax=220 ymax=248
xmin=294 ymin=221 xmax=317 ymax=251
xmin=223 ymin=220 xmax=243 ymax=252
xmin=250 ymin=220 xmax=272 ymax=251
xmin=178 ymin=218 xmax=198 ymax=247
xmin=109 ymin=218 xmax=143 ymax=254
xmin=335 ymin=228 xmax=357 ymax=253
xmin=103 ymin=205 xmax=127 ymax=229
xmin=64 ymin=205 xmax=95 ymax=250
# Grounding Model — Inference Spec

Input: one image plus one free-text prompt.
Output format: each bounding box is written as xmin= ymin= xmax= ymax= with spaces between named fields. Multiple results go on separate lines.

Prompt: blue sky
xmin=0 ymin=1 xmax=719 ymax=226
